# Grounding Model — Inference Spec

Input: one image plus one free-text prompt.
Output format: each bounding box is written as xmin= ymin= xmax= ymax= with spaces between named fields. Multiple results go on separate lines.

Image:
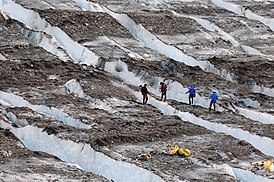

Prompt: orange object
xmin=264 ymin=160 xmax=273 ymax=170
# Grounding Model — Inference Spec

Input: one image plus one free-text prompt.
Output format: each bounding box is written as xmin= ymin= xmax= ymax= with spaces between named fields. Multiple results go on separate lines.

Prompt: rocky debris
xmin=38 ymin=9 xmax=133 ymax=41
xmin=0 ymin=0 xmax=274 ymax=181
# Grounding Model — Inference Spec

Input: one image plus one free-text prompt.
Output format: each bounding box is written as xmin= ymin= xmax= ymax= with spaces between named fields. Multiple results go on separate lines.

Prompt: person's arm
xmin=146 ymin=88 xmax=149 ymax=95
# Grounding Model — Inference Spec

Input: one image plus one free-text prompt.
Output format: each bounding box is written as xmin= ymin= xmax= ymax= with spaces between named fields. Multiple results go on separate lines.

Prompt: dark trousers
xmin=161 ymin=90 xmax=166 ymax=101
xmin=189 ymin=96 xmax=194 ymax=105
xmin=209 ymin=100 xmax=216 ymax=111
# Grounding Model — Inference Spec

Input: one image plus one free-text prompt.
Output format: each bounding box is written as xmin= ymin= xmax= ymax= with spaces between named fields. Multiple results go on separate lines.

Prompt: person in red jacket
xmin=160 ymin=82 xmax=167 ymax=101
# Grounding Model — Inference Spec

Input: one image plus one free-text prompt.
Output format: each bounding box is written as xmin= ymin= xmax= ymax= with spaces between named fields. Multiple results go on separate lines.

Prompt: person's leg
xmin=145 ymin=95 xmax=148 ymax=104
xmin=164 ymin=91 xmax=166 ymax=101
xmin=213 ymin=102 xmax=216 ymax=111
xmin=191 ymin=96 xmax=194 ymax=105
xmin=188 ymin=95 xmax=191 ymax=105
xmin=161 ymin=92 xmax=163 ymax=101
xmin=143 ymin=95 xmax=145 ymax=104
xmin=209 ymin=101 xmax=212 ymax=111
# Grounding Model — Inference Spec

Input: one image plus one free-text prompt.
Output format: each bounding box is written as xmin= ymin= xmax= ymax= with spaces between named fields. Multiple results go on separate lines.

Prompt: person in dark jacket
xmin=160 ymin=82 xmax=167 ymax=101
xmin=209 ymin=91 xmax=218 ymax=112
xmin=185 ymin=85 xmax=196 ymax=105
xmin=140 ymin=84 xmax=149 ymax=104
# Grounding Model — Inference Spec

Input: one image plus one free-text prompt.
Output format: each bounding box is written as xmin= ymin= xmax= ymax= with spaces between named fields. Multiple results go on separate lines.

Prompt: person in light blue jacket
xmin=209 ymin=91 xmax=218 ymax=112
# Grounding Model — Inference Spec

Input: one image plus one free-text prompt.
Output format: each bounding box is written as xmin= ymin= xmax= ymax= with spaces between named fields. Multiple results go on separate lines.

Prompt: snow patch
xmin=211 ymin=0 xmax=274 ymax=32
xmin=5 ymin=111 xmax=29 ymax=127
xmin=72 ymin=0 xmax=104 ymax=12
xmin=104 ymin=36 xmax=144 ymax=59
xmin=180 ymin=13 xmax=271 ymax=59
xmin=233 ymin=167 xmax=274 ymax=182
xmin=64 ymin=79 xmax=114 ymax=113
xmin=241 ymin=98 xmax=260 ymax=108
xmin=252 ymin=84 xmax=274 ymax=98
xmin=189 ymin=15 xmax=239 ymax=47
xmin=65 ymin=79 xmax=85 ymax=98
xmin=0 ymin=53 xmax=7 ymax=60
xmin=48 ymin=75 xmax=58 ymax=80
xmin=22 ymin=29 xmax=69 ymax=62
xmin=0 ymin=91 xmax=89 ymax=129
xmin=11 ymin=125 xmax=164 ymax=182
xmin=0 ymin=119 xmax=12 ymax=129
xmin=236 ymin=107 xmax=274 ymax=124
xmin=0 ymin=0 xmax=98 ymax=66
xmin=211 ymin=0 xmax=244 ymax=16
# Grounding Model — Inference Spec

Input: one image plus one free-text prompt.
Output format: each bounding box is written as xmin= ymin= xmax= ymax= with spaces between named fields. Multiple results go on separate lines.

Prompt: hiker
xmin=209 ymin=90 xmax=218 ymax=112
xmin=140 ymin=84 xmax=149 ymax=104
xmin=185 ymin=85 xmax=196 ymax=105
xmin=160 ymin=82 xmax=167 ymax=101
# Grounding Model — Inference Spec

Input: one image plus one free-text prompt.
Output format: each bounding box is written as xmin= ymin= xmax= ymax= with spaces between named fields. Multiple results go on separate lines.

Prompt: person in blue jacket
xmin=209 ymin=91 xmax=218 ymax=112
xmin=185 ymin=85 xmax=196 ymax=105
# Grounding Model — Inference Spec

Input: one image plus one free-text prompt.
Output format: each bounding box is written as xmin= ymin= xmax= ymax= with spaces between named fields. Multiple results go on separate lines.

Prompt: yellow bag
xmin=178 ymin=148 xmax=191 ymax=157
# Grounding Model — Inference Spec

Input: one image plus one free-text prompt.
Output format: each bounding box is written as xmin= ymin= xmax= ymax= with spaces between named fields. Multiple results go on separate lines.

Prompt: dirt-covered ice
xmin=1 ymin=0 xmax=274 ymax=181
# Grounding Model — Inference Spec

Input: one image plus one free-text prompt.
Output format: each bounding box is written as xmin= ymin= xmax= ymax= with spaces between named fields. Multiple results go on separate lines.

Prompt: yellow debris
xmin=183 ymin=149 xmax=191 ymax=156
xmin=178 ymin=148 xmax=191 ymax=157
xmin=146 ymin=154 xmax=151 ymax=161
xmin=170 ymin=145 xmax=179 ymax=155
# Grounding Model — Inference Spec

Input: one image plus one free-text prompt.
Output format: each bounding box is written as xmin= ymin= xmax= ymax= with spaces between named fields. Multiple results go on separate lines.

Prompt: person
xmin=140 ymin=84 xmax=149 ymax=104
xmin=160 ymin=82 xmax=167 ymax=101
xmin=209 ymin=91 xmax=218 ymax=112
xmin=185 ymin=85 xmax=196 ymax=105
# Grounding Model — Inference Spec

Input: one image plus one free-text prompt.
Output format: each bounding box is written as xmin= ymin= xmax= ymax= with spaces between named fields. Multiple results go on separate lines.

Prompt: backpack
xmin=162 ymin=83 xmax=167 ymax=90
xmin=141 ymin=86 xmax=148 ymax=95
xmin=190 ymin=88 xmax=196 ymax=97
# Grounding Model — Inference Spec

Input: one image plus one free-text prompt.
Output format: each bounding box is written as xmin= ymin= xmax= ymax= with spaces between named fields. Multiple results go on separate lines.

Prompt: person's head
xmin=213 ymin=90 xmax=216 ymax=93
xmin=139 ymin=85 xmax=142 ymax=88
xmin=160 ymin=82 xmax=163 ymax=85
xmin=144 ymin=84 xmax=147 ymax=87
